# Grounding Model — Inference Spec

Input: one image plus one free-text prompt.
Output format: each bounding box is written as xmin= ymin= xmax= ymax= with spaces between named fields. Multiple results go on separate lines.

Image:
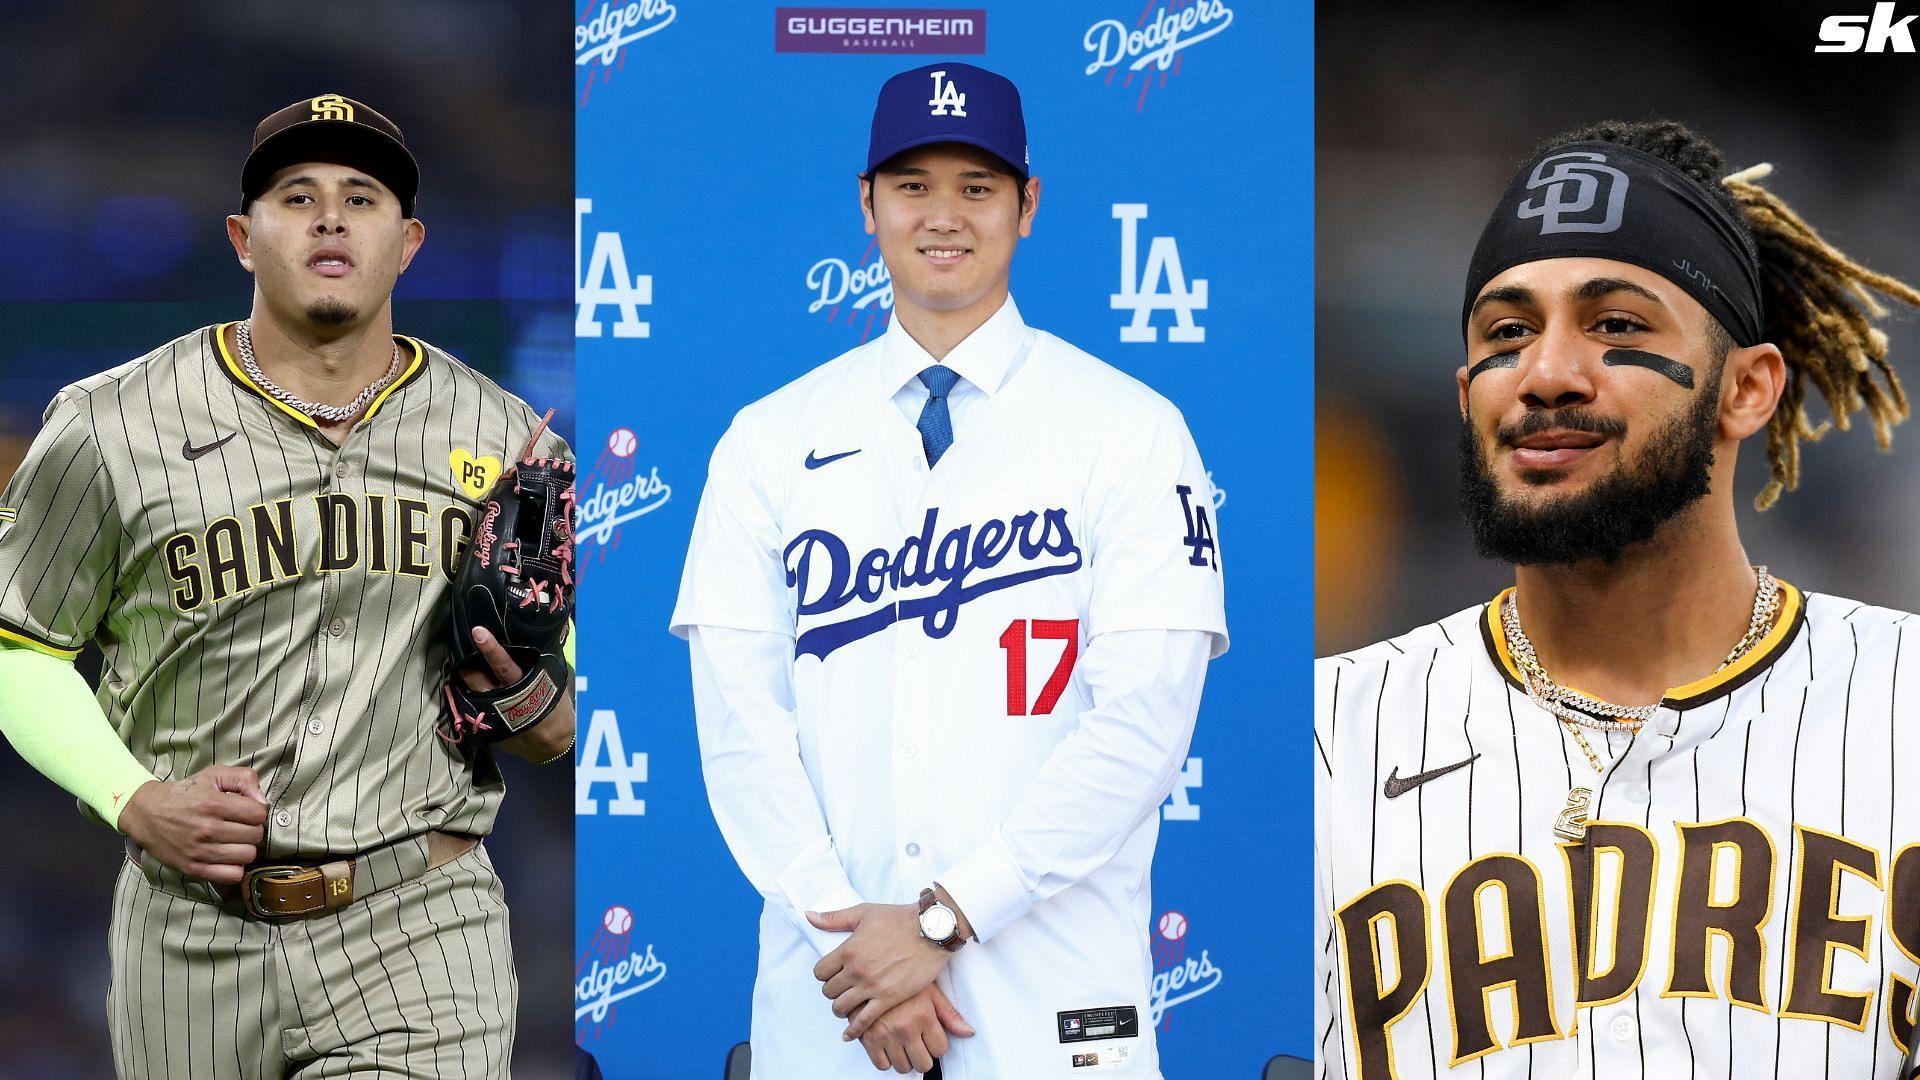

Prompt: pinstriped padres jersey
xmin=0 ymin=323 xmax=570 ymax=856
xmin=1315 ymin=583 xmax=1920 ymax=1079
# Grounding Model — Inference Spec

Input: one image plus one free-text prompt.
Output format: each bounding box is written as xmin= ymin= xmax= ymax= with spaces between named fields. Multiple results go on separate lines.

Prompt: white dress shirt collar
xmin=877 ymin=295 xmax=1030 ymax=400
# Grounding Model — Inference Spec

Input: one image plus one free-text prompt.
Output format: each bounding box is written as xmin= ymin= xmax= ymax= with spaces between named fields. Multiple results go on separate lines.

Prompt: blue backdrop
xmin=572 ymin=3 xmax=1309 ymax=1075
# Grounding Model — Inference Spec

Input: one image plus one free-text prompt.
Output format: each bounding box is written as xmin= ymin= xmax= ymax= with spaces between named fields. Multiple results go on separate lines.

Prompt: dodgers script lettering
xmin=786 ymin=506 xmax=1082 ymax=659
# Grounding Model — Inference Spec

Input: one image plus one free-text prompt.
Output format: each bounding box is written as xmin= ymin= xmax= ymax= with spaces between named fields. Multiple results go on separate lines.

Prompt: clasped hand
xmin=809 ymin=902 xmax=975 ymax=1072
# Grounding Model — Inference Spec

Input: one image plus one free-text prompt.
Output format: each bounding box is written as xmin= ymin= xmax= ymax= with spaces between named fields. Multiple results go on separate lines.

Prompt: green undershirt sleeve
xmin=0 ymin=644 xmax=156 ymax=831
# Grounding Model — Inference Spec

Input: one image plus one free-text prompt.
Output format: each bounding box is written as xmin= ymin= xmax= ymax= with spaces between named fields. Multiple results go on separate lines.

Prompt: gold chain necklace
xmin=1504 ymin=566 xmax=1780 ymax=841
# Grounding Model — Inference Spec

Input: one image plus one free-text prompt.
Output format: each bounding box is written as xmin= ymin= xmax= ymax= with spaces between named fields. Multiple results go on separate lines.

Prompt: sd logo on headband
xmin=1517 ymin=152 xmax=1629 ymax=235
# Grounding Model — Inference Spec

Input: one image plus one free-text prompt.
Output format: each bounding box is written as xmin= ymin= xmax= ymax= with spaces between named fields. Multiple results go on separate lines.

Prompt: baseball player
xmin=0 ymin=94 xmax=574 ymax=1078
xmin=1315 ymin=119 xmax=1920 ymax=1077
xmin=671 ymin=63 xmax=1227 ymax=1078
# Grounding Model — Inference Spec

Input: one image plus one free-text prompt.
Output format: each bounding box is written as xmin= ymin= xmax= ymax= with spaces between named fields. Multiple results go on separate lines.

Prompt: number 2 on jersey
xmin=999 ymin=618 xmax=1079 ymax=715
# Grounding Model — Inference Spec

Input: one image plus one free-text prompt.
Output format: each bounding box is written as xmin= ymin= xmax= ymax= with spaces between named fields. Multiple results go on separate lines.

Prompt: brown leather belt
xmin=127 ymin=830 xmax=478 ymax=921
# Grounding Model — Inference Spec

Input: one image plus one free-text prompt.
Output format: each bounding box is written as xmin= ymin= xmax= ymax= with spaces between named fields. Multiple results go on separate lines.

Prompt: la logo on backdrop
xmin=576 ymin=200 xmax=652 ymax=342
xmin=1082 ymin=1 xmax=1235 ymax=110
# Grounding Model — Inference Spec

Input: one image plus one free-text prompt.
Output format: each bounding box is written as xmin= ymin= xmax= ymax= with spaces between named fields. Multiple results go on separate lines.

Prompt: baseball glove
xmin=442 ymin=409 xmax=576 ymax=748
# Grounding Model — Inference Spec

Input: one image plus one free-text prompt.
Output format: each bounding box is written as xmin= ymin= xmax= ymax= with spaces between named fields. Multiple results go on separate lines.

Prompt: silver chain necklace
xmin=236 ymin=319 xmax=403 ymax=423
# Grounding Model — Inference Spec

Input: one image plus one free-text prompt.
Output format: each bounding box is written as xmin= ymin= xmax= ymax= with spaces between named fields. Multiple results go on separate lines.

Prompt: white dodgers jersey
xmin=673 ymin=300 xmax=1227 ymax=1079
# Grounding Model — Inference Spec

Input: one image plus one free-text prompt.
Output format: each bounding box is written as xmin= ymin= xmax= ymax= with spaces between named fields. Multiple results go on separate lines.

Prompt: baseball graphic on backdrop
xmin=608 ymin=427 xmax=637 ymax=458
xmin=1158 ymin=910 xmax=1188 ymax=941
xmin=603 ymin=905 xmax=633 ymax=935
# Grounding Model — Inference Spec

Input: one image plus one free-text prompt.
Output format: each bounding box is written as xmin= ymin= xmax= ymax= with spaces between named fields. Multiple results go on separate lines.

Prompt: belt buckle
xmin=241 ymin=864 xmax=328 ymax=920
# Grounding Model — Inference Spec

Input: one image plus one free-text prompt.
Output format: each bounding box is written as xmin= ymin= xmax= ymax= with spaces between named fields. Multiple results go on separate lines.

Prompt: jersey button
xmin=905 ymin=842 xmax=921 ymax=858
xmin=904 ymin=642 xmax=920 ymax=659
xmin=307 ymin=719 xmax=325 ymax=736
xmin=328 ymin=618 xmax=346 ymax=637
xmin=1619 ymin=784 xmax=1648 ymax=804
xmin=902 ymin=743 xmax=918 ymax=760
xmin=334 ymin=463 xmax=349 ymax=479
xmin=273 ymin=809 xmax=292 ymax=829
xmin=1609 ymin=1014 xmax=1636 ymax=1041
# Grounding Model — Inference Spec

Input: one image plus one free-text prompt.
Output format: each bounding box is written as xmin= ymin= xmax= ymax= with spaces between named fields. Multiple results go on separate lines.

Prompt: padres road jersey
xmin=1315 ymin=584 xmax=1920 ymax=1078
xmin=0 ymin=323 xmax=569 ymax=863
xmin=672 ymin=298 xmax=1227 ymax=1079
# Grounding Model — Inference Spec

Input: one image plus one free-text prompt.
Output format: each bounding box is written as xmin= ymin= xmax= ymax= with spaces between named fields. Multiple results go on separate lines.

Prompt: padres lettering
xmin=1335 ymin=820 xmax=1920 ymax=1077
xmin=163 ymin=494 xmax=476 ymax=611
xmin=786 ymin=506 xmax=1082 ymax=659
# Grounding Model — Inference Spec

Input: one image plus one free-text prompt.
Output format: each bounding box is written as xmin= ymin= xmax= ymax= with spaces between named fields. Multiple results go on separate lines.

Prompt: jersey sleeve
xmin=669 ymin=416 xmax=793 ymax=638
xmin=0 ymin=392 xmax=120 ymax=657
xmin=1084 ymin=401 xmax=1227 ymax=655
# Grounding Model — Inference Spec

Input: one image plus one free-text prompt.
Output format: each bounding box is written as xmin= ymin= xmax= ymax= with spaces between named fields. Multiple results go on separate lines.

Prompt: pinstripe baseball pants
xmin=107 ymin=842 xmax=516 ymax=1078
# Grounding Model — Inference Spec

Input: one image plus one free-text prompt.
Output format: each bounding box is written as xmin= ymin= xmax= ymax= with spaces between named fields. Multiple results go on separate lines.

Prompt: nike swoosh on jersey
xmin=182 ymin=433 xmax=238 ymax=461
xmin=805 ymin=448 xmax=862 ymax=470
xmin=1382 ymin=753 xmax=1480 ymax=798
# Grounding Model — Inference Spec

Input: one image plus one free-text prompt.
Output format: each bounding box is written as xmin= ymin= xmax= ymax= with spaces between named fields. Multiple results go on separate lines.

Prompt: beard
xmin=1456 ymin=376 xmax=1721 ymax=567
xmin=305 ymin=297 xmax=356 ymax=326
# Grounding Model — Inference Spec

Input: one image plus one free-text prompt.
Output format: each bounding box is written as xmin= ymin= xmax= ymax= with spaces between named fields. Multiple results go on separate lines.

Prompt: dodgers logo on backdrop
xmin=576 ymin=708 xmax=648 ymax=816
xmin=1161 ymin=757 xmax=1202 ymax=821
xmin=576 ymin=903 xmax=668 ymax=1035
xmin=1113 ymin=204 xmax=1207 ymax=344
xmin=806 ymin=241 xmax=895 ymax=341
xmin=1149 ymin=911 xmax=1225 ymax=1028
xmin=576 ymin=0 xmax=677 ymax=103
xmin=775 ymin=7 xmax=986 ymax=54
xmin=1083 ymin=1 xmax=1234 ymax=109
xmin=576 ymin=199 xmax=652 ymax=340
xmin=1516 ymin=152 xmax=1630 ymax=235
xmin=576 ymin=426 xmax=671 ymax=569
xmin=787 ymin=506 xmax=1082 ymax=660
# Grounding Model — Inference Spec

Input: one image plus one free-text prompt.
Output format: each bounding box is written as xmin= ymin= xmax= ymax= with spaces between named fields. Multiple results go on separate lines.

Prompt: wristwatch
xmin=918 ymin=887 xmax=965 ymax=952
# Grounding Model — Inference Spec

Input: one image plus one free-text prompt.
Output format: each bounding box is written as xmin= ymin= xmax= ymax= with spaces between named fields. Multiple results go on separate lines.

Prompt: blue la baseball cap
xmin=867 ymin=62 xmax=1029 ymax=179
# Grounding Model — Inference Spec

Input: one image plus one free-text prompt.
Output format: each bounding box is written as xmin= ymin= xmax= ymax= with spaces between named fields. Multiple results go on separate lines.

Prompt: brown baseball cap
xmin=240 ymin=94 xmax=419 ymax=217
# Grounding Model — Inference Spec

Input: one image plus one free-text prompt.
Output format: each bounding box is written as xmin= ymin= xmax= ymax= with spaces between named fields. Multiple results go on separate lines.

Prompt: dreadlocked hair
xmin=1543 ymin=119 xmax=1920 ymax=510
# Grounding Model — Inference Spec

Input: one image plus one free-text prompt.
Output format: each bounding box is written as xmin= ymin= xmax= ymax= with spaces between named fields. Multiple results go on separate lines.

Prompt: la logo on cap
xmin=928 ymin=70 xmax=966 ymax=117
xmin=310 ymin=94 xmax=355 ymax=122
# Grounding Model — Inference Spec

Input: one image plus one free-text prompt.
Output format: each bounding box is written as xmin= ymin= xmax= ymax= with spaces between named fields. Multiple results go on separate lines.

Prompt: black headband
xmin=1463 ymin=141 xmax=1762 ymax=348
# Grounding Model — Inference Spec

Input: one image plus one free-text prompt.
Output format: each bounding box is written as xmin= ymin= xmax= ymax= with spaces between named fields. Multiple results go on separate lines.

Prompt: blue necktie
xmin=917 ymin=365 xmax=959 ymax=467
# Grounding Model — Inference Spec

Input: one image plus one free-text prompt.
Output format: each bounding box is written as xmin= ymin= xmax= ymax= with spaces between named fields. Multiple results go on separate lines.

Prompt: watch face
xmin=921 ymin=904 xmax=958 ymax=941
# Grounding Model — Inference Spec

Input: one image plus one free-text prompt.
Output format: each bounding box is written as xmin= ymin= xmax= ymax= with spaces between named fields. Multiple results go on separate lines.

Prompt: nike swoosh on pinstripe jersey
xmin=1382 ymin=753 xmax=1480 ymax=798
xmin=805 ymin=448 xmax=861 ymax=470
xmin=182 ymin=433 xmax=238 ymax=461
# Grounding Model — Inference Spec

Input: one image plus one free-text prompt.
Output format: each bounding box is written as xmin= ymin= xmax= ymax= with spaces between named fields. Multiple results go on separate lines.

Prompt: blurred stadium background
xmin=0 ymin=3 xmax=571 ymax=1076
xmin=1318 ymin=0 xmax=1920 ymax=653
